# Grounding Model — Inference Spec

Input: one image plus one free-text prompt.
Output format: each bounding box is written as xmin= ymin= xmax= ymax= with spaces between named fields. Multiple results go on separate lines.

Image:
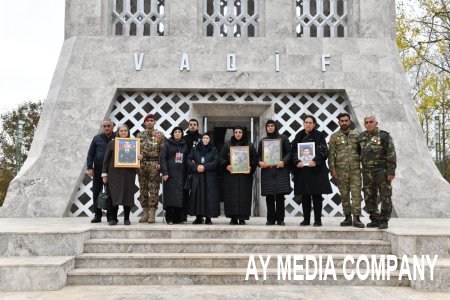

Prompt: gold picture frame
xmin=230 ymin=146 xmax=250 ymax=174
xmin=262 ymin=139 xmax=282 ymax=166
xmin=114 ymin=138 xmax=141 ymax=168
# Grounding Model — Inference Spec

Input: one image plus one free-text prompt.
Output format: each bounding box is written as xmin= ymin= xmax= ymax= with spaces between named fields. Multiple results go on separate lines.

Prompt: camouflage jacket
xmin=137 ymin=129 xmax=166 ymax=162
xmin=357 ymin=129 xmax=396 ymax=176
xmin=328 ymin=129 xmax=360 ymax=172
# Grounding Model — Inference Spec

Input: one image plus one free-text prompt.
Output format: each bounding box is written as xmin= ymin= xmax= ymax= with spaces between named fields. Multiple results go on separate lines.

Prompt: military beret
xmin=144 ymin=114 xmax=155 ymax=122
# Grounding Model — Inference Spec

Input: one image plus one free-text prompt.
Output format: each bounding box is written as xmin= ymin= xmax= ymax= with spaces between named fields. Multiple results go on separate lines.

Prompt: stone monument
xmin=1 ymin=0 xmax=449 ymax=218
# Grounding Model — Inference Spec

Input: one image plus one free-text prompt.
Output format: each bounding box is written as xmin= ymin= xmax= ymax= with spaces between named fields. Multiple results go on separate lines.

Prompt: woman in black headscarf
xmin=257 ymin=120 xmax=292 ymax=226
xmin=160 ymin=126 xmax=188 ymax=224
xmin=292 ymin=115 xmax=332 ymax=227
xmin=187 ymin=133 xmax=220 ymax=224
xmin=220 ymin=126 xmax=258 ymax=225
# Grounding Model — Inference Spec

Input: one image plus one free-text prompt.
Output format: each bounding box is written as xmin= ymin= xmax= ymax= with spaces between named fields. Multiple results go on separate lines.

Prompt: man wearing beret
xmin=137 ymin=114 xmax=166 ymax=223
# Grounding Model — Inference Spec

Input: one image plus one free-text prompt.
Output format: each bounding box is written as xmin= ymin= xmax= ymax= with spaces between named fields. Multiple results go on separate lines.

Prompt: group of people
xmin=86 ymin=112 xmax=396 ymax=229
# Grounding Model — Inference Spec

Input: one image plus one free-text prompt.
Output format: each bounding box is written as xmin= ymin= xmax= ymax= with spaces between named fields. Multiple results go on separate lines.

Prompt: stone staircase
xmin=67 ymin=225 xmax=410 ymax=286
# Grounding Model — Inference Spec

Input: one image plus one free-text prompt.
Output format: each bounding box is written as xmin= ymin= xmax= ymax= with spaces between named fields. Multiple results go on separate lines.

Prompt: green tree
xmin=0 ymin=101 xmax=42 ymax=205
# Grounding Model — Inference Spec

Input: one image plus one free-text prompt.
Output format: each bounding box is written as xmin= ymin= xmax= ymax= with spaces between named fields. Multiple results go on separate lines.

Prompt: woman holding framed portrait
xmin=102 ymin=124 xmax=139 ymax=225
xmin=160 ymin=127 xmax=188 ymax=224
xmin=291 ymin=115 xmax=332 ymax=227
xmin=187 ymin=133 xmax=220 ymax=224
xmin=220 ymin=126 xmax=258 ymax=225
xmin=257 ymin=120 xmax=292 ymax=226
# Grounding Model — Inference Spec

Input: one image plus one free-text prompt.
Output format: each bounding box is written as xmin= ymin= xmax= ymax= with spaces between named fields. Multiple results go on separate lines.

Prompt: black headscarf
xmin=231 ymin=126 xmax=248 ymax=146
xmin=197 ymin=133 xmax=213 ymax=157
xmin=265 ymin=119 xmax=280 ymax=139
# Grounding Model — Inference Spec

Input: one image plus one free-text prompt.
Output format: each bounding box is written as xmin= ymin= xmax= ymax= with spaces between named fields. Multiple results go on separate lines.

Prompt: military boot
xmin=139 ymin=208 xmax=149 ymax=223
xmin=353 ymin=215 xmax=365 ymax=228
xmin=340 ymin=215 xmax=352 ymax=226
xmin=148 ymin=208 xmax=156 ymax=223
xmin=366 ymin=217 xmax=379 ymax=228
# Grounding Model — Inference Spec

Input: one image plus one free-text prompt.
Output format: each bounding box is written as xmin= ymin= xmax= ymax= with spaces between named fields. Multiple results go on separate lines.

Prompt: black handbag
xmin=184 ymin=173 xmax=192 ymax=191
xmin=97 ymin=184 xmax=112 ymax=210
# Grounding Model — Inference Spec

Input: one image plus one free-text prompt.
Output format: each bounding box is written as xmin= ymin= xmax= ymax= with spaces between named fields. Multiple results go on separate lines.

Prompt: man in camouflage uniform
xmin=358 ymin=116 xmax=396 ymax=229
xmin=329 ymin=113 xmax=364 ymax=228
xmin=137 ymin=114 xmax=166 ymax=223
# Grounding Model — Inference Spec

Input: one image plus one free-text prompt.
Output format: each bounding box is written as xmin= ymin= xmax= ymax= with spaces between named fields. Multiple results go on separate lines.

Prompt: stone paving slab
xmin=0 ymin=285 xmax=448 ymax=300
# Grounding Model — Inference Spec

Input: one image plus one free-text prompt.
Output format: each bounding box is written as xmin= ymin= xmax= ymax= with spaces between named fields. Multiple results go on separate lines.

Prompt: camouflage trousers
xmin=138 ymin=161 xmax=161 ymax=210
xmin=362 ymin=168 xmax=392 ymax=221
xmin=336 ymin=169 xmax=362 ymax=216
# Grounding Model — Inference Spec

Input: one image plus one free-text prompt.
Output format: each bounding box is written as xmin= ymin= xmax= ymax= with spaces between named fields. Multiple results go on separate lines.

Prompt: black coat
xmin=258 ymin=132 xmax=292 ymax=196
xmin=219 ymin=136 xmax=258 ymax=219
xmin=87 ymin=133 xmax=114 ymax=172
xmin=183 ymin=130 xmax=203 ymax=156
xmin=160 ymin=138 xmax=188 ymax=208
xmin=291 ymin=129 xmax=332 ymax=195
xmin=102 ymin=140 xmax=136 ymax=207
xmin=187 ymin=143 xmax=220 ymax=217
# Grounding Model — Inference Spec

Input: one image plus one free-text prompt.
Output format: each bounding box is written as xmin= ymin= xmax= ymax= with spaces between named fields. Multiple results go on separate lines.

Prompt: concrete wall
xmin=1 ymin=0 xmax=449 ymax=217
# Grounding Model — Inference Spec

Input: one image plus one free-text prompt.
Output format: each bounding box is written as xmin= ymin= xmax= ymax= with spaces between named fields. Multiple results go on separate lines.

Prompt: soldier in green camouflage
xmin=329 ymin=113 xmax=364 ymax=228
xmin=137 ymin=114 xmax=167 ymax=223
xmin=358 ymin=116 xmax=396 ymax=229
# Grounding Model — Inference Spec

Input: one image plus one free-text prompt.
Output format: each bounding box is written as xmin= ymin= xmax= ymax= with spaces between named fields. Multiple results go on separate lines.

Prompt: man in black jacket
xmin=86 ymin=119 xmax=115 ymax=223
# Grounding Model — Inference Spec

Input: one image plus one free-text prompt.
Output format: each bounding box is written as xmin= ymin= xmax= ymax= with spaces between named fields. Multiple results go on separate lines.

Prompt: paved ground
xmin=0 ymin=285 xmax=449 ymax=300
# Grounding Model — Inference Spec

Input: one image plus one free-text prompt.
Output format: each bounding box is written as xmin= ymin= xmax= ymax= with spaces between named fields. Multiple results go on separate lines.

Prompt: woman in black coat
xmin=102 ymin=124 xmax=137 ymax=226
xmin=258 ymin=120 xmax=292 ymax=226
xmin=160 ymin=127 xmax=188 ymax=224
xmin=187 ymin=133 xmax=220 ymax=224
xmin=292 ymin=115 xmax=332 ymax=227
xmin=220 ymin=126 xmax=258 ymax=225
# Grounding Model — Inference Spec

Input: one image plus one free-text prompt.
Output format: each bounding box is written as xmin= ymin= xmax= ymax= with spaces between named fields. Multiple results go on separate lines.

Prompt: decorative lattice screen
xmin=203 ymin=0 xmax=259 ymax=37
xmin=295 ymin=0 xmax=348 ymax=37
xmin=112 ymin=0 xmax=165 ymax=36
xmin=70 ymin=91 xmax=366 ymax=217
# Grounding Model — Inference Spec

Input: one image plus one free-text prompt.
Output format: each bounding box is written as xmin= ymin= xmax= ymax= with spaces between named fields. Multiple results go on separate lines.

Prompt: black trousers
xmin=92 ymin=171 xmax=113 ymax=221
xmin=302 ymin=194 xmax=323 ymax=223
xmin=266 ymin=194 xmax=285 ymax=223
xmin=110 ymin=206 xmax=131 ymax=221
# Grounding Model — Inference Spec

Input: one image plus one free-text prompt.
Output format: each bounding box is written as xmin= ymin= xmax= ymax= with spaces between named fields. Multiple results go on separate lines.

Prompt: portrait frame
xmin=114 ymin=138 xmax=141 ymax=168
xmin=297 ymin=142 xmax=315 ymax=165
xmin=262 ymin=139 xmax=282 ymax=166
xmin=230 ymin=146 xmax=250 ymax=174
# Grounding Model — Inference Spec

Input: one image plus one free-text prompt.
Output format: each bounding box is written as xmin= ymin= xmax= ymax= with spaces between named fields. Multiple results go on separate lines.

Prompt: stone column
xmin=265 ymin=0 xmax=294 ymax=38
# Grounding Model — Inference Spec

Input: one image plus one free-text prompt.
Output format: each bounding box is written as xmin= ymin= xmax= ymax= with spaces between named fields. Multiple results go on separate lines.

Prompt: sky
xmin=0 ymin=1 xmax=65 ymax=115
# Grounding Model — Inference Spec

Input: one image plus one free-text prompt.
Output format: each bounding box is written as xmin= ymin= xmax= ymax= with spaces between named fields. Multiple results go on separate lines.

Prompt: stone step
xmin=67 ymin=268 xmax=411 ymax=286
xmin=0 ymin=256 xmax=75 ymax=291
xmin=90 ymin=226 xmax=384 ymax=240
xmin=76 ymin=253 xmax=392 ymax=269
xmin=84 ymin=238 xmax=391 ymax=254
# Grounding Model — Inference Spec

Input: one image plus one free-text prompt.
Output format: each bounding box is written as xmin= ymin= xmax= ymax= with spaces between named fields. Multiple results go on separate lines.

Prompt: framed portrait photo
xmin=230 ymin=146 xmax=250 ymax=174
xmin=297 ymin=142 xmax=315 ymax=165
xmin=262 ymin=139 xmax=281 ymax=166
xmin=114 ymin=138 xmax=141 ymax=168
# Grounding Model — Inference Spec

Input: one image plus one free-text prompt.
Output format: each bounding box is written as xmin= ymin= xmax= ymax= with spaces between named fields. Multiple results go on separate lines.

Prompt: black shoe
xmin=266 ymin=221 xmax=275 ymax=226
xmin=108 ymin=220 xmax=118 ymax=226
xmin=229 ymin=218 xmax=238 ymax=225
xmin=300 ymin=220 xmax=310 ymax=226
xmin=205 ymin=217 xmax=212 ymax=225
xmin=193 ymin=217 xmax=204 ymax=224
xmin=91 ymin=217 xmax=101 ymax=223
xmin=313 ymin=221 xmax=322 ymax=227
xmin=239 ymin=220 xmax=246 ymax=225
xmin=340 ymin=215 xmax=352 ymax=227
xmin=367 ymin=218 xmax=380 ymax=228
xmin=378 ymin=221 xmax=388 ymax=229
xmin=353 ymin=216 xmax=365 ymax=228
xmin=124 ymin=220 xmax=131 ymax=226
xmin=277 ymin=221 xmax=285 ymax=226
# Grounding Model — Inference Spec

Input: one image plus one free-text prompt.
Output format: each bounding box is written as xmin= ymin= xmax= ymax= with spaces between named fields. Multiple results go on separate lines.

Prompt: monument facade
xmin=1 ymin=0 xmax=449 ymax=218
